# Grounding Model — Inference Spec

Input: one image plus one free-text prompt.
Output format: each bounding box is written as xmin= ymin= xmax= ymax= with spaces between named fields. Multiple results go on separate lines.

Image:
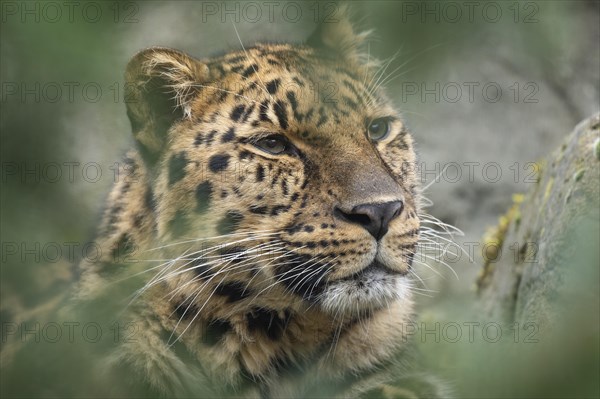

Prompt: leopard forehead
xmin=186 ymin=44 xmax=401 ymax=140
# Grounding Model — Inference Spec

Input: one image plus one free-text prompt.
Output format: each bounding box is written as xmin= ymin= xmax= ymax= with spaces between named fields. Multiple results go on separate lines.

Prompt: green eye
xmin=255 ymin=135 xmax=288 ymax=155
xmin=367 ymin=118 xmax=391 ymax=141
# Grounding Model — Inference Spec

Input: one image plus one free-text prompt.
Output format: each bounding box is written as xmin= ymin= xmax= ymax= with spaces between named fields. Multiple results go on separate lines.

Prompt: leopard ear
xmin=124 ymin=47 xmax=210 ymax=165
xmin=306 ymin=4 xmax=371 ymax=63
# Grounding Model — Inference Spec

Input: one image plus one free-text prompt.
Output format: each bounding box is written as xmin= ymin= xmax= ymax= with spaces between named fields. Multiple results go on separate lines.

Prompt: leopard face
xmin=128 ymin=41 xmax=419 ymax=322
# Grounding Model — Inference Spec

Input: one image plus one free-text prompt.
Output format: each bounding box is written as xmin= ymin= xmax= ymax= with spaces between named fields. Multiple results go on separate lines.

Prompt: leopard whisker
xmin=419 ymin=213 xmax=464 ymax=236
xmin=303 ymin=258 xmax=341 ymax=313
xmin=122 ymin=234 xmax=274 ymax=288
xmin=418 ymin=225 xmax=456 ymax=236
xmin=170 ymin=242 xmax=285 ymax=346
xmin=419 ymin=230 xmax=472 ymax=263
xmin=286 ymin=257 xmax=333 ymax=299
xmin=365 ymin=49 xmax=400 ymax=94
xmin=124 ymin=247 xmax=197 ymax=309
xmin=413 ymin=248 xmax=459 ymax=281
xmin=407 ymin=267 xmax=439 ymax=292
xmin=144 ymin=229 xmax=277 ymax=252
xmin=365 ymin=49 xmax=400 ymax=101
xmin=147 ymin=235 xmax=280 ymax=289
xmin=167 ymin=245 xmax=264 ymax=345
xmin=268 ymin=259 xmax=321 ymax=295
xmin=231 ymin=22 xmax=273 ymax=101
xmin=325 ymin=306 xmax=346 ymax=361
xmin=406 ymin=246 xmax=445 ymax=278
xmin=367 ymin=43 xmax=443 ymax=105
xmin=236 ymin=244 xmax=307 ymax=298
xmin=161 ymin=241 xmax=286 ymax=291
xmin=245 ymin=246 xmax=313 ymax=301
xmin=306 ymin=256 xmax=340 ymax=303
xmin=164 ymin=243 xmax=289 ymax=301
xmin=408 ymin=267 xmax=429 ymax=289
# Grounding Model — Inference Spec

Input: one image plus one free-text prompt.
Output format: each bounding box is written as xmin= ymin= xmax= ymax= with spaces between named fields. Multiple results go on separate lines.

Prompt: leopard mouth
xmin=339 ymin=260 xmax=407 ymax=282
xmin=316 ymin=261 xmax=412 ymax=316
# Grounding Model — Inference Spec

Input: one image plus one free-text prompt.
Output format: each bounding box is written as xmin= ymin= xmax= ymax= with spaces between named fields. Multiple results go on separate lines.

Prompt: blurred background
xmin=1 ymin=1 xmax=599 ymax=398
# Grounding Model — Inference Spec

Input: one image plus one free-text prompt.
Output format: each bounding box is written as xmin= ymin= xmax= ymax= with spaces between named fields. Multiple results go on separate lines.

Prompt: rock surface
xmin=477 ymin=113 xmax=600 ymax=327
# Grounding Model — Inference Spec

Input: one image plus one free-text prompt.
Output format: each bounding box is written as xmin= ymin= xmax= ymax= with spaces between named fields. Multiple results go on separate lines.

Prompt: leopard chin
xmin=316 ymin=261 xmax=413 ymax=318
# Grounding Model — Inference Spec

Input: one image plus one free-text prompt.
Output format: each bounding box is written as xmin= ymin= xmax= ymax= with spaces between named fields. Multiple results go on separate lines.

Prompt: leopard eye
xmin=254 ymin=135 xmax=288 ymax=155
xmin=367 ymin=118 xmax=391 ymax=141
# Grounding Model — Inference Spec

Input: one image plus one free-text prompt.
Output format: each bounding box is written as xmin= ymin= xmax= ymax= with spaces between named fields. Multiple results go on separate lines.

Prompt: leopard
xmin=2 ymin=7 xmax=449 ymax=399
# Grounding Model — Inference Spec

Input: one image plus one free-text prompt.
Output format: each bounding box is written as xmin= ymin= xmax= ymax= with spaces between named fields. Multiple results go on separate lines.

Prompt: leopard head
xmin=125 ymin=13 xmax=420 ymax=321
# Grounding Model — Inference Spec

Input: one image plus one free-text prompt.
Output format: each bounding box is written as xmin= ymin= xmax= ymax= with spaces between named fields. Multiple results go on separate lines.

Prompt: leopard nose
xmin=334 ymin=201 xmax=404 ymax=240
